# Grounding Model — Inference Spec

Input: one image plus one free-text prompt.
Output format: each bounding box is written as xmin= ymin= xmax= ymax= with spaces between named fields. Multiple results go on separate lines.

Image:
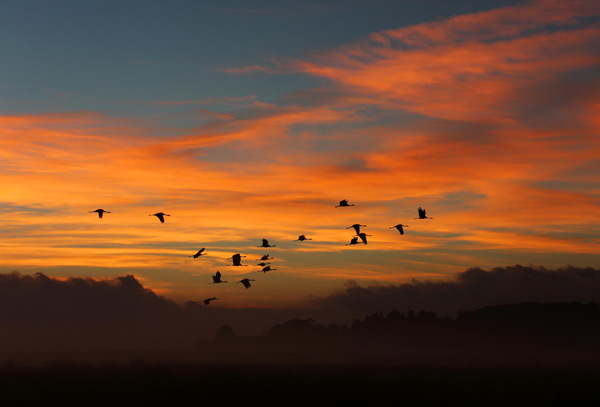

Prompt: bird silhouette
xmin=150 ymin=212 xmax=170 ymax=223
xmin=295 ymin=235 xmax=312 ymax=241
xmin=390 ymin=224 xmax=409 ymax=235
xmin=237 ymin=278 xmax=255 ymax=289
xmin=415 ymin=207 xmax=433 ymax=219
xmin=346 ymin=236 xmax=359 ymax=245
xmin=230 ymin=253 xmax=247 ymax=266
xmin=347 ymin=224 xmax=367 ymax=235
xmin=357 ymin=232 xmax=371 ymax=244
xmin=258 ymin=238 xmax=276 ymax=248
xmin=189 ymin=248 xmax=206 ymax=258
xmin=210 ymin=271 xmax=227 ymax=284
xmin=257 ymin=262 xmax=270 ymax=267
xmin=89 ymin=209 xmax=110 ymax=218
xmin=335 ymin=199 xmax=355 ymax=208
xmin=260 ymin=265 xmax=276 ymax=273
xmin=259 ymin=254 xmax=273 ymax=261
xmin=202 ymin=297 xmax=217 ymax=305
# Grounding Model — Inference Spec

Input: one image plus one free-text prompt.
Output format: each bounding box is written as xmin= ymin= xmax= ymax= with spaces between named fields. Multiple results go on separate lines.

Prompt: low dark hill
xmin=0 ymin=272 xmax=188 ymax=351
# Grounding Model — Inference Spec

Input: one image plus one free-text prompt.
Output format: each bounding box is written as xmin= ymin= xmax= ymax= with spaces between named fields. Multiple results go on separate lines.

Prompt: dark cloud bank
xmin=315 ymin=264 xmax=600 ymax=321
xmin=1 ymin=265 xmax=600 ymax=353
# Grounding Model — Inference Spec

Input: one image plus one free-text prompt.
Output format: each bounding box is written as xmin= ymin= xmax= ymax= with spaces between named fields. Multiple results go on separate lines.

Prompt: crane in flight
xmin=390 ymin=224 xmax=409 ymax=235
xmin=295 ymin=235 xmax=312 ymax=242
xmin=237 ymin=278 xmax=255 ymax=289
xmin=346 ymin=236 xmax=359 ymax=245
xmin=347 ymin=224 xmax=367 ymax=235
xmin=335 ymin=199 xmax=355 ymax=208
xmin=257 ymin=262 xmax=270 ymax=267
xmin=150 ymin=212 xmax=170 ymax=223
xmin=210 ymin=271 xmax=227 ymax=284
xmin=357 ymin=232 xmax=371 ymax=245
xmin=415 ymin=207 xmax=433 ymax=219
xmin=189 ymin=248 xmax=206 ymax=258
xmin=89 ymin=209 xmax=110 ymax=218
xmin=258 ymin=239 xmax=276 ymax=248
xmin=259 ymin=254 xmax=273 ymax=261
xmin=230 ymin=253 xmax=247 ymax=266
xmin=202 ymin=297 xmax=217 ymax=305
xmin=260 ymin=265 xmax=276 ymax=273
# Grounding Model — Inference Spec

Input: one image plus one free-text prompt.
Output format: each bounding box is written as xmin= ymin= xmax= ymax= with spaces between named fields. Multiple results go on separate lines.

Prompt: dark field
xmin=1 ymin=360 xmax=600 ymax=405
xmin=2 ymin=299 xmax=600 ymax=405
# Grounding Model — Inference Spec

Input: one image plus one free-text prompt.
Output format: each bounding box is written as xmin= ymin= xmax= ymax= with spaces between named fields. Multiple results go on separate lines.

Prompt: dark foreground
xmin=1 ymin=361 xmax=600 ymax=405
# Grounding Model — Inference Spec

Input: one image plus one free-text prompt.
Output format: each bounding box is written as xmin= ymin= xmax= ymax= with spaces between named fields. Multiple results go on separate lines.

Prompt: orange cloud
xmin=2 ymin=0 xmax=599 ymax=306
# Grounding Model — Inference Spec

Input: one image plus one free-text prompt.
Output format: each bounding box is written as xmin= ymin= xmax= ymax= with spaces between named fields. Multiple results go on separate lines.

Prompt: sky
xmin=1 ymin=0 xmax=599 ymax=309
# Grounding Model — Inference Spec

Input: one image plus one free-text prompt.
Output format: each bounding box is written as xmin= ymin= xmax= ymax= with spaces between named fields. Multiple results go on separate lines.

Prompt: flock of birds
xmin=89 ymin=200 xmax=433 ymax=306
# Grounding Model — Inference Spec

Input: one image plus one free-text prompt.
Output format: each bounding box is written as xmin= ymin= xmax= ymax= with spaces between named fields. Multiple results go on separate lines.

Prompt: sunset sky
xmin=1 ymin=0 xmax=599 ymax=308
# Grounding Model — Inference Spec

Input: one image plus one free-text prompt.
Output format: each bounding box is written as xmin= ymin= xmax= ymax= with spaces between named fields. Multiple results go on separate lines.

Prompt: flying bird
xmin=237 ymin=278 xmax=255 ymax=289
xmin=89 ymin=209 xmax=110 ymax=218
xmin=357 ymin=232 xmax=371 ymax=245
xmin=347 ymin=224 xmax=367 ymax=235
xmin=258 ymin=239 xmax=276 ymax=248
xmin=346 ymin=236 xmax=359 ymax=245
xmin=295 ymin=235 xmax=312 ymax=242
xmin=335 ymin=199 xmax=355 ymax=208
xmin=210 ymin=271 xmax=227 ymax=284
xmin=230 ymin=253 xmax=246 ymax=266
xmin=202 ymin=297 xmax=217 ymax=305
xmin=259 ymin=254 xmax=273 ymax=261
xmin=390 ymin=224 xmax=409 ymax=235
xmin=257 ymin=262 xmax=270 ymax=267
xmin=415 ymin=207 xmax=433 ymax=219
xmin=260 ymin=266 xmax=276 ymax=273
xmin=189 ymin=248 xmax=206 ymax=258
xmin=150 ymin=212 xmax=170 ymax=223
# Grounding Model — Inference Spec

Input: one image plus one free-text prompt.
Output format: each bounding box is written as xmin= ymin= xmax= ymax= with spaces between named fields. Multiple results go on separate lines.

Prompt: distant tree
xmin=388 ymin=310 xmax=402 ymax=320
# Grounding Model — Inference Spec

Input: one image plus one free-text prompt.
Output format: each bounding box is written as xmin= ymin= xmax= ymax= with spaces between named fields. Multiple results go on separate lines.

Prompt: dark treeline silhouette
xmin=196 ymin=302 xmax=600 ymax=367
xmin=3 ymin=268 xmax=600 ymax=367
xmin=262 ymin=302 xmax=600 ymax=353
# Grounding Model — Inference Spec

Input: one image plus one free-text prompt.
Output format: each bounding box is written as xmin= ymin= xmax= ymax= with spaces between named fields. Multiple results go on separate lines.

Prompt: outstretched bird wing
xmin=239 ymin=279 xmax=252 ymax=288
xmin=192 ymin=248 xmax=205 ymax=258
